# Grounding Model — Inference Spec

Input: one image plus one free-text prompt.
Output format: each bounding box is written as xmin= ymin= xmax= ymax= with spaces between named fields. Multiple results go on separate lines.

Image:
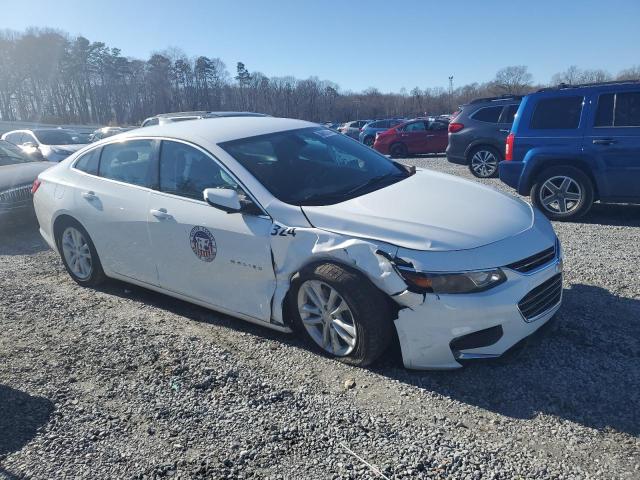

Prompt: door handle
xmin=499 ymin=129 xmax=511 ymax=133
xmin=592 ymin=138 xmax=617 ymax=145
xmin=150 ymin=208 xmax=171 ymax=220
xmin=81 ymin=191 xmax=96 ymax=200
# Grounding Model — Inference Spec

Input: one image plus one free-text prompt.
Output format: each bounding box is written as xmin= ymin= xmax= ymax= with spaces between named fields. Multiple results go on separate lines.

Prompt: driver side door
xmin=147 ymin=140 xmax=276 ymax=322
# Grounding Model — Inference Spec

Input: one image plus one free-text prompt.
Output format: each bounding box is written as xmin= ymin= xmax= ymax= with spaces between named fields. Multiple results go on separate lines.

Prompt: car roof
xmin=119 ymin=116 xmax=317 ymax=144
xmin=152 ymin=111 xmax=268 ymax=119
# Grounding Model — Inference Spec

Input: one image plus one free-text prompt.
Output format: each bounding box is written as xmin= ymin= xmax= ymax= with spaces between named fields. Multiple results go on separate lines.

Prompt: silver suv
xmin=446 ymin=96 xmax=521 ymax=178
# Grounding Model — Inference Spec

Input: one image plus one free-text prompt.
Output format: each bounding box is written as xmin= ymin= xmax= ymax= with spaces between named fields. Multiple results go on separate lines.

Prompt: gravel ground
xmin=1 ymin=156 xmax=638 ymax=479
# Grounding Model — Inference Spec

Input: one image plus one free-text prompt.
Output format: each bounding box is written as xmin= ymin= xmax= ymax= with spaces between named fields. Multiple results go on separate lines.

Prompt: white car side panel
xmin=147 ymin=191 xmax=276 ymax=322
xmin=71 ymin=173 xmax=158 ymax=284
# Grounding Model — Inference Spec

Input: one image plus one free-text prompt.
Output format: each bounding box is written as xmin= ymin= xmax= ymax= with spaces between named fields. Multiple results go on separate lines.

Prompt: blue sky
xmin=2 ymin=0 xmax=639 ymax=92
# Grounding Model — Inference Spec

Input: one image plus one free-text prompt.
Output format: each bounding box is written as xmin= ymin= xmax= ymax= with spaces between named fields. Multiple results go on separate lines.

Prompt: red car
xmin=373 ymin=118 xmax=449 ymax=157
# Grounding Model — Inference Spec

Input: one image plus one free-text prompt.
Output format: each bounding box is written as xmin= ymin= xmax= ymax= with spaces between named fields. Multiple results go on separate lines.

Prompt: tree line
xmin=1 ymin=28 xmax=638 ymax=126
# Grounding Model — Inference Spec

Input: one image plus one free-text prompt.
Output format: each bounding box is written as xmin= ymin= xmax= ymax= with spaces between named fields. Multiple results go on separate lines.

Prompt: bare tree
xmin=492 ymin=65 xmax=534 ymax=94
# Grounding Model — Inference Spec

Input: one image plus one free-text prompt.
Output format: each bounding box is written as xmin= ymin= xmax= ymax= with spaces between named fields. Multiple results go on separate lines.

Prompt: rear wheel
xmin=389 ymin=142 xmax=408 ymax=158
xmin=290 ymin=263 xmax=392 ymax=367
xmin=468 ymin=146 xmax=500 ymax=178
xmin=531 ymin=166 xmax=594 ymax=220
xmin=55 ymin=218 xmax=106 ymax=286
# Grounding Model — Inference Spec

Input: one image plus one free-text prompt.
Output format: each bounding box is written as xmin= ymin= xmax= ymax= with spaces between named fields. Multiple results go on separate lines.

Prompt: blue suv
xmin=499 ymin=81 xmax=640 ymax=220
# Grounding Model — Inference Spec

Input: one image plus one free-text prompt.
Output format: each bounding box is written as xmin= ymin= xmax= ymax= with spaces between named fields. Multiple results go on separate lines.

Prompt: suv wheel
xmin=390 ymin=143 xmax=408 ymax=158
xmin=468 ymin=146 xmax=500 ymax=178
xmin=531 ymin=166 xmax=594 ymax=220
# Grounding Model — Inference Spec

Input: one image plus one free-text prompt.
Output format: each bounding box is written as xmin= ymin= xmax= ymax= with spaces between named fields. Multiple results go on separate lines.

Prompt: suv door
xmin=585 ymin=90 xmax=640 ymax=199
xmin=470 ymin=105 xmax=505 ymax=150
xmin=72 ymin=139 xmax=159 ymax=283
xmin=147 ymin=140 xmax=275 ymax=321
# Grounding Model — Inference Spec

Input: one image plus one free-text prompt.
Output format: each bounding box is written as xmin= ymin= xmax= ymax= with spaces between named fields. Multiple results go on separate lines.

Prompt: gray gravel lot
xmin=1 ymin=156 xmax=639 ymax=479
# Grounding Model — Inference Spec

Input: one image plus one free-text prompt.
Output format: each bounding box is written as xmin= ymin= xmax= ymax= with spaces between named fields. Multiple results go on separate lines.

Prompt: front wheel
xmin=389 ymin=142 xmax=408 ymax=158
xmin=531 ymin=166 xmax=594 ymax=220
xmin=290 ymin=263 xmax=392 ymax=367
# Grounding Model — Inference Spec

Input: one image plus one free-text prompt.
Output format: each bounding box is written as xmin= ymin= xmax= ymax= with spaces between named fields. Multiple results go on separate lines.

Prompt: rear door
xmin=470 ymin=105 xmax=504 ymax=149
xmin=426 ymin=120 xmax=449 ymax=153
xmin=399 ymin=120 xmax=429 ymax=153
xmin=498 ymin=103 xmax=520 ymax=142
xmin=147 ymin=139 xmax=275 ymax=321
xmin=585 ymin=90 xmax=640 ymax=199
xmin=72 ymin=139 xmax=159 ymax=284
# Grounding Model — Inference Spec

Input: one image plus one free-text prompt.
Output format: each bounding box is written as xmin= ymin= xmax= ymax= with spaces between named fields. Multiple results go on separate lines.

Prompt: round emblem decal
xmin=189 ymin=226 xmax=217 ymax=262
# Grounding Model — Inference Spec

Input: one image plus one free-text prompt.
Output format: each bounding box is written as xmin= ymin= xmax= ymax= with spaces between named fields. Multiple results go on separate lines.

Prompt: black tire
xmin=363 ymin=136 xmax=375 ymax=147
xmin=54 ymin=217 xmax=106 ymax=287
xmin=290 ymin=262 xmax=393 ymax=367
xmin=467 ymin=146 xmax=501 ymax=178
xmin=389 ymin=142 xmax=408 ymax=158
xmin=531 ymin=166 xmax=594 ymax=220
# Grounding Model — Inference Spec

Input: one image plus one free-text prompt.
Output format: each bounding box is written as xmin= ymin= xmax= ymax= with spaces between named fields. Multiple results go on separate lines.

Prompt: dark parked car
xmin=0 ymin=140 xmax=52 ymax=223
xmin=358 ymin=119 xmax=405 ymax=146
xmin=373 ymin=118 xmax=449 ymax=157
xmin=141 ymin=111 xmax=269 ymax=127
xmin=499 ymin=80 xmax=640 ymax=220
xmin=446 ymin=96 xmax=521 ymax=178
xmin=338 ymin=120 xmax=372 ymax=139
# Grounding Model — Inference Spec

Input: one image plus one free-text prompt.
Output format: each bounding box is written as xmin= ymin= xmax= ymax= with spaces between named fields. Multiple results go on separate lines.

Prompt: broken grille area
xmin=518 ymin=273 xmax=562 ymax=321
xmin=507 ymin=244 xmax=556 ymax=273
xmin=0 ymin=184 xmax=32 ymax=209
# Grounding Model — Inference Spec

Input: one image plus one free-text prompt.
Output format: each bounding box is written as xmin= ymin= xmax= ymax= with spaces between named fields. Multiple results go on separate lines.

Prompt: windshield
xmin=220 ymin=127 xmax=412 ymax=206
xmin=0 ymin=141 xmax=35 ymax=166
xmin=34 ymin=130 xmax=88 ymax=145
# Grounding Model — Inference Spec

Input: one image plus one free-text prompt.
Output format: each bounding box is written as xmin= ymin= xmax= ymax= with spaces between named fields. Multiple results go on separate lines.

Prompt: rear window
xmin=74 ymin=148 xmax=101 ymax=175
xmin=471 ymin=106 xmax=503 ymax=123
xmin=530 ymin=96 xmax=583 ymax=130
xmin=594 ymin=92 xmax=640 ymax=127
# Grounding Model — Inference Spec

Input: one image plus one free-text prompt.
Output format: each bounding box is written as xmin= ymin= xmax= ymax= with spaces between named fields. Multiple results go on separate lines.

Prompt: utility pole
xmin=448 ymin=75 xmax=454 ymax=112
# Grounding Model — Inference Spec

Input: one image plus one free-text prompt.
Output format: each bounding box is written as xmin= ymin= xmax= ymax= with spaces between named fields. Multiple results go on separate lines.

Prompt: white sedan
xmin=32 ymin=117 xmax=563 ymax=369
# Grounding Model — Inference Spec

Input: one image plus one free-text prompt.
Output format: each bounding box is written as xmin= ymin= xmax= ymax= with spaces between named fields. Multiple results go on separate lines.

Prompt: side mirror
xmin=203 ymin=188 xmax=242 ymax=213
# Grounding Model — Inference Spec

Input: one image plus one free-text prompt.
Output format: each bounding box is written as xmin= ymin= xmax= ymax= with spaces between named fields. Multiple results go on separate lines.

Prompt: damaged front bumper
xmin=393 ymin=255 xmax=563 ymax=370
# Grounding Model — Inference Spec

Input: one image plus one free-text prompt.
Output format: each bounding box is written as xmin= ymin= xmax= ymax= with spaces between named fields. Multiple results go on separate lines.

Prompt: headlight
xmin=399 ymin=268 xmax=507 ymax=294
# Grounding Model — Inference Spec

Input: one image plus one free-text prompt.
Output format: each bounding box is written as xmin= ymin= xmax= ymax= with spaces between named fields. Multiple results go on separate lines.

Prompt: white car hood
xmin=302 ymin=169 xmax=534 ymax=251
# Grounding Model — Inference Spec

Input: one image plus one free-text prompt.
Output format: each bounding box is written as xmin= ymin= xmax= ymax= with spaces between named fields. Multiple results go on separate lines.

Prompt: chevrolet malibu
xmin=32 ymin=117 xmax=563 ymax=369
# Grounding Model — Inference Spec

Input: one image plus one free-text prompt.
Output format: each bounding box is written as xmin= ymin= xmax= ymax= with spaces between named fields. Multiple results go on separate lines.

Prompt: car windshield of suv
xmin=0 ymin=141 xmax=35 ymax=165
xmin=220 ymin=127 xmax=413 ymax=206
xmin=34 ymin=130 xmax=88 ymax=145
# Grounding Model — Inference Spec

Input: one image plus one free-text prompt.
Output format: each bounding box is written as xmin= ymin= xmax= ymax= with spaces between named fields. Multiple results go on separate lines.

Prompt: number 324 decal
xmin=271 ymin=224 xmax=296 ymax=237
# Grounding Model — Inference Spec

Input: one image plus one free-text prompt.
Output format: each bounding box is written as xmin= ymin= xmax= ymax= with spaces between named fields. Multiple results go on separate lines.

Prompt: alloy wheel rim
xmin=61 ymin=227 xmax=92 ymax=280
xmin=539 ymin=176 xmax=582 ymax=214
xmin=297 ymin=280 xmax=357 ymax=356
xmin=471 ymin=150 xmax=497 ymax=177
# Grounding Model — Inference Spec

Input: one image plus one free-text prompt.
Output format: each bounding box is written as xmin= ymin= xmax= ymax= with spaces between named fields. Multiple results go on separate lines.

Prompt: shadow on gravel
xmin=577 ymin=203 xmax=640 ymax=227
xmin=0 ymin=385 xmax=53 ymax=456
xmin=0 ymin=219 xmax=49 ymax=256
xmin=377 ymin=284 xmax=640 ymax=436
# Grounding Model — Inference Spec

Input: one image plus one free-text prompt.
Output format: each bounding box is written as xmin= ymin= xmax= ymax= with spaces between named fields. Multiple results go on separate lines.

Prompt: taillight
xmin=505 ymin=133 xmax=515 ymax=161
xmin=31 ymin=178 xmax=42 ymax=194
xmin=448 ymin=122 xmax=464 ymax=133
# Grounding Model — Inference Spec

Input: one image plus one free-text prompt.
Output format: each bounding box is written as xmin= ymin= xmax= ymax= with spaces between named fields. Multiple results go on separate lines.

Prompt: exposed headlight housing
xmin=399 ymin=268 xmax=507 ymax=294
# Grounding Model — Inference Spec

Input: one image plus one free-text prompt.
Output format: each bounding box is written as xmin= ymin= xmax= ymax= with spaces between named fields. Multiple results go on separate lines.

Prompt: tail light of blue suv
xmin=505 ymin=133 xmax=515 ymax=161
xmin=448 ymin=122 xmax=464 ymax=133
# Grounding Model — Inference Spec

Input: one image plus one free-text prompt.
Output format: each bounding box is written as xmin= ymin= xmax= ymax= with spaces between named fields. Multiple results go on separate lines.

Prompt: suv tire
xmin=531 ymin=166 xmax=594 ymax=220
xmin=290 ymin=262 xmax=392 ymax=367
xmin=467 ymin=146 xmax=501 ymax=178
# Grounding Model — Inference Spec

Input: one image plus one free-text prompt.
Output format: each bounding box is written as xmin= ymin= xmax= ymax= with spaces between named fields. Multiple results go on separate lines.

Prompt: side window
xmin=5 ymin=132 xmax=24 ymax=145
xmin=530 ymin=96 xmax=583 ymax=130
xmin=595 ymin=92 xmax=640 ymax=128
xmin=428 ymin=121 xmax=448 ymax=131
xmin=404 ymin=121 xmax=427 ymax=132
xmin=471 ymin=106 xmax=503 ymax=123
xmin=99 ymin=139 xmax=154 ymax=187
xmin=501 ymin=104 xmax=520 ymax=124
xmin=74 ymin=148 xmax=101 ymax=175
xmin=159 ymin=140 xmax=238 ymax=201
